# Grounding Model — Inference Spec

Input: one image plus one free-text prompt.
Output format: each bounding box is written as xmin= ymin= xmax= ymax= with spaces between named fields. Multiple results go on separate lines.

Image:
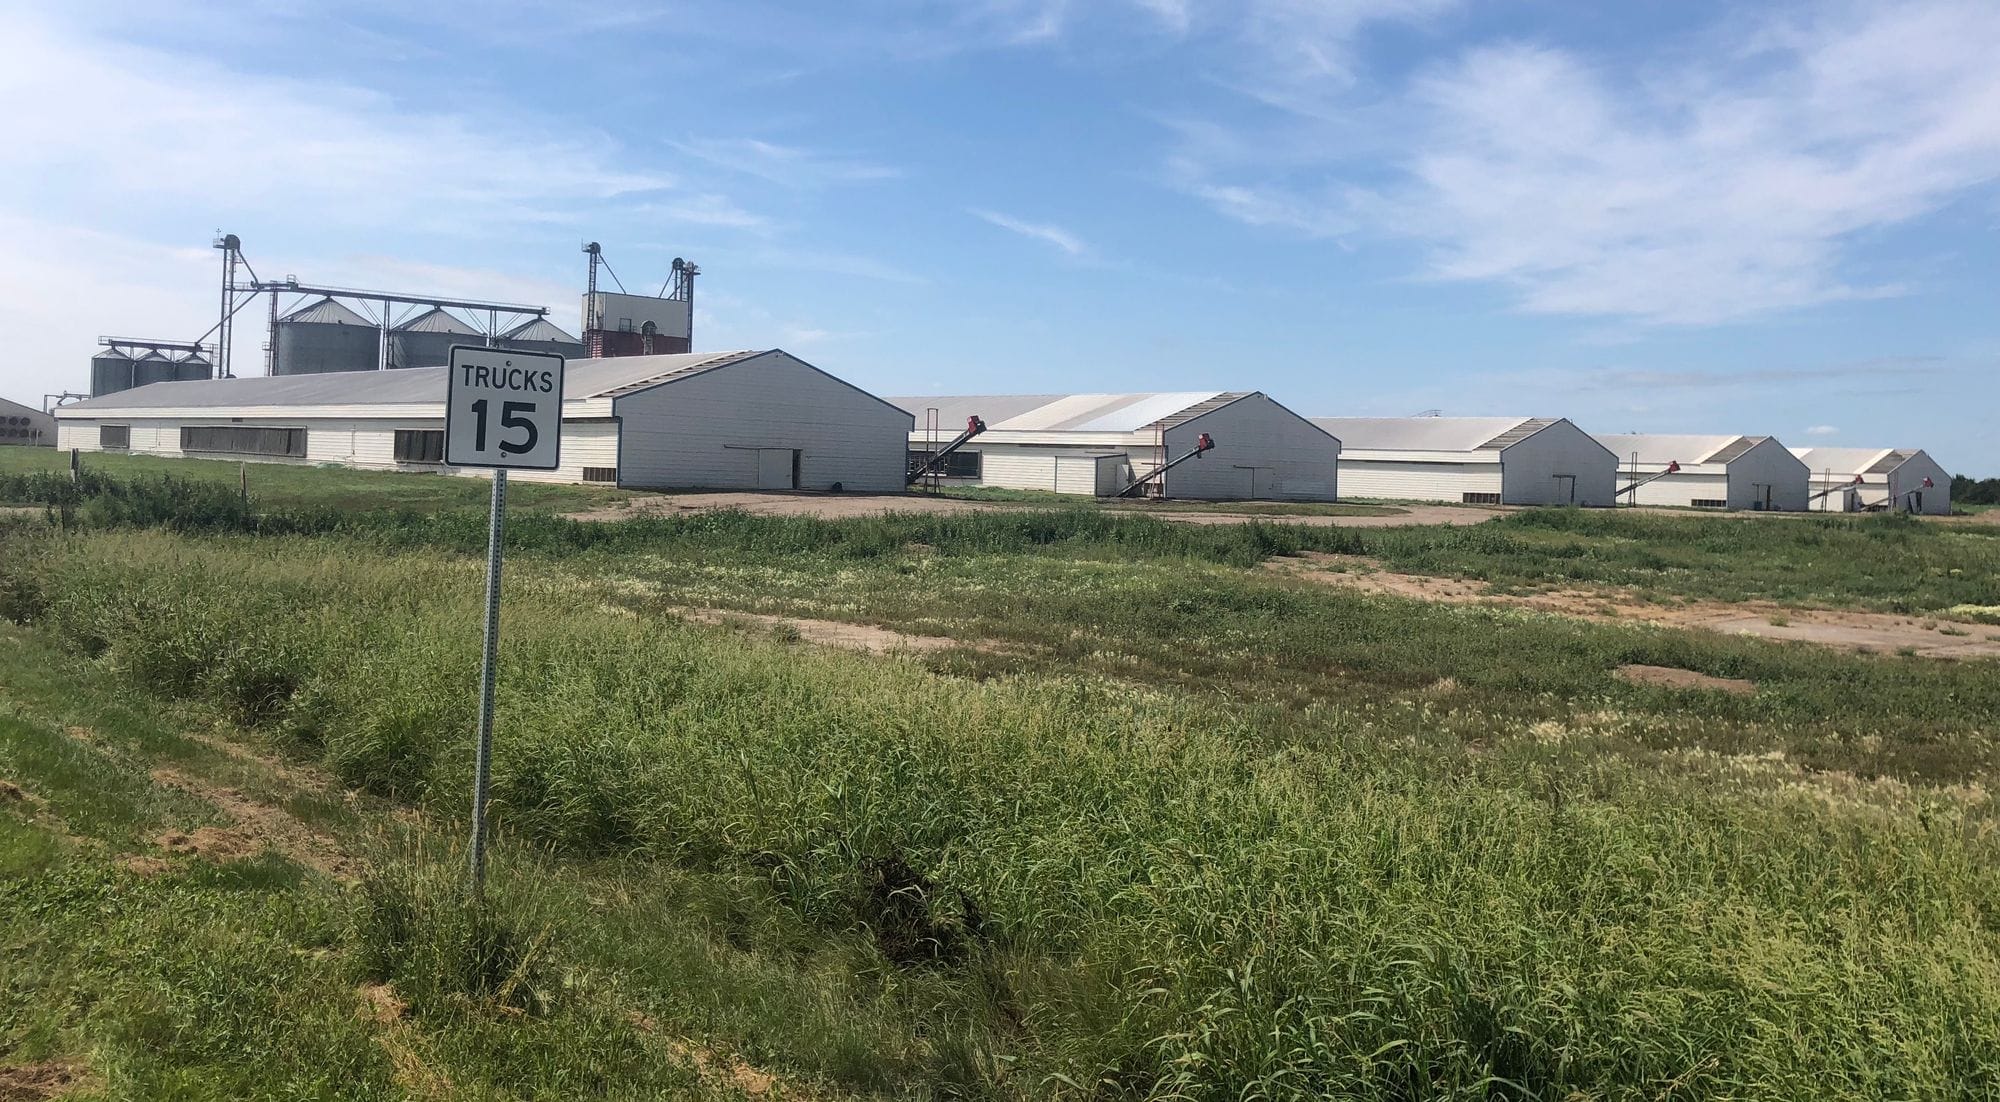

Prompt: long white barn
xmin=1791 ymin=446 xmax=1951 ymax=515
xmin=1309 ymin=417 xmax=1616 ymax=506
xmin=888 ymin=391 xmax=1341 ymax=500
xmin=1594 ymin=433 xmax=1809 ymax=511
xmin=54 ymin=349 xmax=912 ymax=492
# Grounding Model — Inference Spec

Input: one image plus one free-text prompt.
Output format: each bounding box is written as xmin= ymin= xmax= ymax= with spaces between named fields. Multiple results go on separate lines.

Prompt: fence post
xmin=69 ymin=448 xmax=79 ymax=483
xmin=240 ymin=462 xmax=248 ymax=504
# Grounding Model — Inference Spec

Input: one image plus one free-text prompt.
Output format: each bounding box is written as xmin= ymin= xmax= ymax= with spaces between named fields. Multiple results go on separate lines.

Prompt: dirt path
xmin=568 ymin=490 xmax=1499 ymax=528
xmin=146 ymin=765 xmax=362 ymax=880
xmin=1269 ymin=553 xmax=2000 ymax=659
xmin=671 ymin=607 xmax=963 ymax=655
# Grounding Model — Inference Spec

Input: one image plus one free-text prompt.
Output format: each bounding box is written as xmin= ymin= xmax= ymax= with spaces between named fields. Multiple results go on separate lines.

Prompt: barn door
xmin=757 ymin=448 xmax=798 ymax=490
xmin=1553 ymin=474 xmax=1575 ymax=504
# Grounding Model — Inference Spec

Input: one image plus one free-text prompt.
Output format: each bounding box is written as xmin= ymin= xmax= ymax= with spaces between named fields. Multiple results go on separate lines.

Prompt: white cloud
xmin=968 ymin=209 xmax=1090 ymax=257
xmin=1178 ymin=0 xmax=2000 ymax=325
xmin=1806 ymin=424 xmax=1839 ymax=436
xmin=668 ymin=137 xmax=902 ymax=189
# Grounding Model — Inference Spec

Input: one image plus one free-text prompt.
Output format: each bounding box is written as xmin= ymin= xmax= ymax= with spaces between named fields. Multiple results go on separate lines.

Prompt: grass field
xmin=931 ymin=484 xmax=1408 ymax=516
xmin=0 ymin=445 xmax=635 ymax=514
xmin=3 ymin=463 xmax=1999 ymax=1097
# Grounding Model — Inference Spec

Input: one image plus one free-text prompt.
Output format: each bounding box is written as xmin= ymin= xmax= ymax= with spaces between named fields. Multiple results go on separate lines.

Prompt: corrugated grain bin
xmin=273 ymin=297 xmax=379 ymax=375
xmin=90 ymin=347 xmax=135 ymax=397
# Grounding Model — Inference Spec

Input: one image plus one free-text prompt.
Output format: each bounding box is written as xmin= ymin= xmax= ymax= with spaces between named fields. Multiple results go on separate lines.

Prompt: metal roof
xmin=1309 ymin=416 xmax=1541 ymax=452
xmin=884 ymin=392 xmax=1236 ymax=434
xmin=1592 ymin=433 xmax=1746 ymax=465
xmin=280 ymin=297 xmax=374 ymax=326
xmin=1789 ymin=447 xmax=1911 ymax=476
xmin=395 ymin=307 xmax=476 ymax=334
xmin=503 ymin=317 xmax=579 ymax=342
xmin=59 ymin=350 xmax=764 ymax=412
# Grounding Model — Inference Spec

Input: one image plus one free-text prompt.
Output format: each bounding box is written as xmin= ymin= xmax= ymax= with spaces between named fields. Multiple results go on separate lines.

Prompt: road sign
xmin=444 ymin=343 xmax=564 ymax=899
xmin=445 ymin=345 xmax=565 ymax=470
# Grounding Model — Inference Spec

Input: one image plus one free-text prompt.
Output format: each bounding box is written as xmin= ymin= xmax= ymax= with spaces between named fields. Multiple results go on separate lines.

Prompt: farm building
xmin=54 ymin=349 xmax=911 ymax=491
xmin=1 ymin=396 xmax=55 ymax=447
xmin=1307 ymin=417 xmax=1615 ymax=506
xmin=1593 ymin=433 xmax=1810 ymax=511
xmin=1790 ymin=447 xmax=1951 ymax=515
xmin=887 ymin=392 xmax=1340 ymax=500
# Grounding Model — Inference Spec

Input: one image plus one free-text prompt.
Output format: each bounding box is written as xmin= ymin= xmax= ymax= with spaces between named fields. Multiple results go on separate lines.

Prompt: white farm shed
xmin=54 ymin=349 xmax=911 ymax=492
xmin=1 ymin=396 xmax=55 ymax=447
xmin=887 ymin=391 xmax=1341 ymax=500
xmin=1791 ymin=447 xmax=1951 ymax=515
xmin=1308 ymin=417 xmax=1615 ymax=506
xmin=1593 ymin=433 xmax=1810 ymax=511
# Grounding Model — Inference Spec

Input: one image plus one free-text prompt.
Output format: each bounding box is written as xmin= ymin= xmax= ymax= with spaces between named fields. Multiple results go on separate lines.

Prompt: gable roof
xmin=1789 ymin=446 xmax=1926 ymax=476
xmin=1592 ymin=433 xmax=1748 ymax=465
xmin=1309 ymin=416 xmax=1545 ymax=452
xmin=884 ymin=392 xmax=1242 ymax=434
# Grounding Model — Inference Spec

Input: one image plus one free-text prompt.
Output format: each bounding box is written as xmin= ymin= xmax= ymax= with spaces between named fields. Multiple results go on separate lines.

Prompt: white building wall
xmin=1887 ymin=452 xmax=1951 ymax=515
xmin=0 ymin=399 xmax=54 ymax=447
xmin=1725 ymin=438 xmax=1810 ymax=511
xmin=1499 ymin=421 xmax=1618 ymax=506
xmin=1161 ymin=394 xmax=1339 ymax=501
xmin=1629 ymin=470 xmax=1730 ymax=508
xmin=1338 ymin=460 xmax=1501 ymax=503
xmin=612 ymin=351 xmax=909 ymax=492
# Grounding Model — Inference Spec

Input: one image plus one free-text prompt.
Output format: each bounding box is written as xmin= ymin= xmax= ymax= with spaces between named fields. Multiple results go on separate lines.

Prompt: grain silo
xmin=90 ymin=346 xmax=136 ymax=397
xmin=273 ymin=297 xmax=379 ymax=375
xmin=391 ymin=307 xmax=479 ymax=369
xmin=500 ymin=317 xmax=586 ymax=360
xmin=174 ymin=352 xmax=215 ymax=382
xmin=133 ymin=350 xmax=178 ymax=388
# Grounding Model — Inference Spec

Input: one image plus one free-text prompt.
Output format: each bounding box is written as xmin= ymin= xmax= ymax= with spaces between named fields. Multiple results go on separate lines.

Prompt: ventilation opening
xmin=1460 ymin=492 xmax=1501 ymax=505
xmin=1690 ymin=499 xmax=1727 ymax=508
xmin=583 ymin=467 xmax=619 ymax=484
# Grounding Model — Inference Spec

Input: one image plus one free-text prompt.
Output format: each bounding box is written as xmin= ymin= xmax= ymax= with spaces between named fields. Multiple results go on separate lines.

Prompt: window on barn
xmin=100 ymin=425 xmax=130 ymax=450
xmin=1460 ymin=491 xmax=1501 ymax=504
xmin=180 ymin=425 xmax=307 ymax=458
xmin=393 ymin=429 xmax=445 ymax=464
xmin=907 ymin=449 xmax=981 ymax=480
xmin=1690 ymin=498 xmax=1728 ymax=508
xmin=582 ymin=467 xmax=619 ymax=484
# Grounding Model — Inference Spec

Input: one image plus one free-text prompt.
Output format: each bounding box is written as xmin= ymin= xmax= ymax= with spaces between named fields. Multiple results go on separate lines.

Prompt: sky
xmin=2 ymin=0 xmax=1997 ymax=473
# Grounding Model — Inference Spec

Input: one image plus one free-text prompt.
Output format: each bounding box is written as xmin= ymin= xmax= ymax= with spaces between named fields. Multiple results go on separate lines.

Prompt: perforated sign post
xmin=445 ymin=344 xmax=564 ymax=897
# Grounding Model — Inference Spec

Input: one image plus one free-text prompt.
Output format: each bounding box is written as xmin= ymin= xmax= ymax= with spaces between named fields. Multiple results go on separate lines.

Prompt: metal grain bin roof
xmin=503 ymin=318 xmax=579 ymax=342
xmin=394 ymin=307 xmax=477 ymax=334
xmin=279 ymin=297 xmax=373 ymax=326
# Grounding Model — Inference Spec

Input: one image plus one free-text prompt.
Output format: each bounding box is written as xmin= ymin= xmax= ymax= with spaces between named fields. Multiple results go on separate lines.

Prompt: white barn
xmin=1791 ymin=447 xmax=1951 ymax=515
xmin=888 ymin=391 xmax=1340 ymax=500
xmin=54 ymin=349 xmax=911 ymax=492
xmin=1594 ymin=433 xmax=1810 ymax=511
xmin=1308 ymin=417 xmax=1616 ymax=506
xmin=1 ymin=396 xmax=55 ymax=447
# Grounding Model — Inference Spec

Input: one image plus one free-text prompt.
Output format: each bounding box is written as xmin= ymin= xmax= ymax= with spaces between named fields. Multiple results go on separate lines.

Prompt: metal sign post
xmin=445 ymin=344 xmax=565 ymax=897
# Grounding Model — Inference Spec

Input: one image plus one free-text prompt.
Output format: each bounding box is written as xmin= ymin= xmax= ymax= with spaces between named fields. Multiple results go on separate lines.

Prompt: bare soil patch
xmin=1615 ymin=664 xmax=1757 ymax=695
xmin=148 ymin=767 xmax=361 ymax=879
xmin=357 ymin=983 xmax=409 ymax=1025
xmin=0 ymin=1060 xmax=84 ymax=1101
xmin=1271 ymin=553 xmax=2000 ymax=659
xmin=673 ymin=607 xmax=961 ymax=655
xmin=627 ymin=1012 xmax=789 ymax=1098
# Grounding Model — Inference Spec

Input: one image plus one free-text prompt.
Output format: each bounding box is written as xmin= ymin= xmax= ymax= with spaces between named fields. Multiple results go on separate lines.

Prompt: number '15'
xmin=470 ymin=399 xmax=539 ymax=455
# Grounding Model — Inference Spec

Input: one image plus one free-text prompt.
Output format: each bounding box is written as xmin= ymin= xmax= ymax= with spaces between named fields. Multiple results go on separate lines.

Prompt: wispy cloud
xmin=668 ymin=137 xmax=902 ymax=189
xmin=1175 ymin=0 xmax=2000 ymax=325
xmin=1806 ymin=425 xmax=1839 ymax=436
xmin=968 ymin=209 xmax=1090 ymax=257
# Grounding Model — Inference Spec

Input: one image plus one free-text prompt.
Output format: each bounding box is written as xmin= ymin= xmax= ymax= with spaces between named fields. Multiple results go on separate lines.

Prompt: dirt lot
xmin=1270 ymin=553 xmax=2000 ymax=659
xmin=567 ymin=491 xmax=1502 ymax=528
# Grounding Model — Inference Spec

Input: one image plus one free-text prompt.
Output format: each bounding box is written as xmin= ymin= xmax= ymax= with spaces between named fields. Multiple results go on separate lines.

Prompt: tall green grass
xmin=4 ymin=529 xmax=1995 ymax=1098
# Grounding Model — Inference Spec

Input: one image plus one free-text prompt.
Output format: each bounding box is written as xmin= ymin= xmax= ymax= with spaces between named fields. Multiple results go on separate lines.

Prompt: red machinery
xmin=1118 ymin=432 xmax=1215 ymax=498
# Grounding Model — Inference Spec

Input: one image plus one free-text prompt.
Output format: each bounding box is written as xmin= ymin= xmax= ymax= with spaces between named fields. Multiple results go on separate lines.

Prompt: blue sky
xmin=3 ymin=0 xmax=1997 ymax=473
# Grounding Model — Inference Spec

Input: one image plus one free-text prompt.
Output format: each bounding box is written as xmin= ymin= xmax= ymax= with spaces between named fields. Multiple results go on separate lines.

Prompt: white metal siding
xmin=612 ymin=351 xmax=908 ymax=492
xmin=1726 ymin=439 xmax=1810 ymax=511
xmin=1628 ymin=471 xmax=1730 ymax=508
xmin=1499 ymin=421 xmax=1618 ymax=506
xmin=1161 ymin=394 xmax=1339 ymax=501
xmin=1887 ymin=452 xmax=1951 ymax=515
xmin=1338 ymin=460 xmax=1500 ymax=502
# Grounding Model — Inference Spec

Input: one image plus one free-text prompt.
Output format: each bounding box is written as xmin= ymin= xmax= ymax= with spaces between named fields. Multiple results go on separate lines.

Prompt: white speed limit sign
xmin=446 ymin=345 xmax=565 ymax=470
